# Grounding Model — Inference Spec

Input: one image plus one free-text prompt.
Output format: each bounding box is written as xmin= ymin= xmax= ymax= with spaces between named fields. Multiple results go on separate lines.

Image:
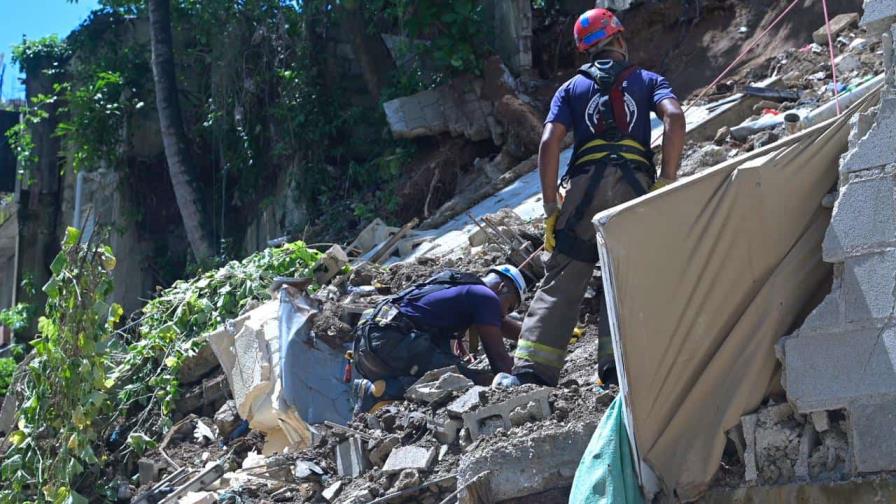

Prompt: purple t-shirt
xmin=398 ymin=284 xmax=502 ymax=336
xmin=546 ymin=67 xmax=677 ymax=147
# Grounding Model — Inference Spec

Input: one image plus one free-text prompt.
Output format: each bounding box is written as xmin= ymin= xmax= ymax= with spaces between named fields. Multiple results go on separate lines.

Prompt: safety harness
xmin=554 ymin=60 xmax=657 ymax=264
xmin=357 ymin=270 xmax=484 ymax=341
xmin=351 ymin=270 xmax=484 ymax=379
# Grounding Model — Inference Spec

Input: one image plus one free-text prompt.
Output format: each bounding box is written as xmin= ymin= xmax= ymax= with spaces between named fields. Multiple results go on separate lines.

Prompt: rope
xmin=685 ymin=0 xmax=802 ymax=113
xmin=821 ymin=0 xmax=843 ymax=115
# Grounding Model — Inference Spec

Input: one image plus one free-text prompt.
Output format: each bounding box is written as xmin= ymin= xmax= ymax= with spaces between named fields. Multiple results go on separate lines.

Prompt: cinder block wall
xmin=782 ymin=0 xmax=896 ymax=475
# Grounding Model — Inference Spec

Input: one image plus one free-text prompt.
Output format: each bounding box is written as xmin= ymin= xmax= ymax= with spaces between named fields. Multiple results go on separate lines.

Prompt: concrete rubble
xmin=125 ymin=3 xmax=896 ymax=503
xmin=781 ymin=0 xmax=896 ymax=477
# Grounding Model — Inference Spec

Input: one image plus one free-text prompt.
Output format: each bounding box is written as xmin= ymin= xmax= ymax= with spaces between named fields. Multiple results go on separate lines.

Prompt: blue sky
xmin=1 ymin=0 xmax=100 ymax=100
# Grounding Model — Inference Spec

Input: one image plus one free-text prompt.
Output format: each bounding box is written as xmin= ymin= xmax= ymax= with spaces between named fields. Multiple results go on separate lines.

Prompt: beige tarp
xmin=594 ymin=93 xmax=879 ymax=501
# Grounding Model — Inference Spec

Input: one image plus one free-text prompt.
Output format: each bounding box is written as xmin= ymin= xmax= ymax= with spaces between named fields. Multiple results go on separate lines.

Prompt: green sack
xmin=569 ymin=396 xmax=645 ymax=504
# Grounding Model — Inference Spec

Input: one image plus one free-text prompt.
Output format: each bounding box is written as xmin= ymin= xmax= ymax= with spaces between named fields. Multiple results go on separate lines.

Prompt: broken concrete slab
xmin=457 ymin=420 xmax=596 ymax=502
xmin=405 ymin=368 xmax=474 ymax=404
xmin=313 ymin=245 xmax=349 ymax=285
xmin=382 ymin=445 xmax=437 ymax=474
xmin=742 ymin=414 xmax=759 ymax=483
xmin=369 ymin=435 xmax=400 ymax=467
xmin=382 ymin=78 xmax=495 ymax=142
xmin=848 ymin=399 xmax=896 ymax=472
xmin=336 ymin=436 xmax=370 ymax=477
xmin=822 ymin=169 xmax=896 ymax=263
xmin=428 ymin=415 xmax=464 ymax=445
xmin=861 ymin=0 xmax=896 ymax=33
xmin=795 ymin=423 xmax=817 ymax=481
xmin=461 ymin=388 xmax=551 ymax=440
xmin=321 ymin=481 xmax=344 ymax=502
xmin=811 ymin=411 xmax=831 ymax=433
xmin=843 ymin=250 xmax=896 ymax=322
xmin=813 ymin=13 xmax=860 ymax=45
xmin=214 ymin=400 xmax=242 ymax=439
xmin=447 ymin=386 xmax=487 ymax=417
xmin=842 ymin=98 xmax=896 ymax=174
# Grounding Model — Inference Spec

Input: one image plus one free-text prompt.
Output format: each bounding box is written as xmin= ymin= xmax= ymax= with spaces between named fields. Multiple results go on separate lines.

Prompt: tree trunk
xmin=339 ymin=0 xmax=397 ymax=102
xmin=147 ymin=0 xmax=214 ymax=259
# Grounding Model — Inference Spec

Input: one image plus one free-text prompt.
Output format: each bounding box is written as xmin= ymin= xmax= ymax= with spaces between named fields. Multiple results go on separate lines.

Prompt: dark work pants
xmin=513 ymin=164 xmax=649 ymax=386
xmin=353 ymin=324 xmax=479 ymax=400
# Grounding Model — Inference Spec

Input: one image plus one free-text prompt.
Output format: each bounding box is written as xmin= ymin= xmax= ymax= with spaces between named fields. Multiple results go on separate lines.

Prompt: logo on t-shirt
xmin=584 ymin=87 xmax=637 ymax=135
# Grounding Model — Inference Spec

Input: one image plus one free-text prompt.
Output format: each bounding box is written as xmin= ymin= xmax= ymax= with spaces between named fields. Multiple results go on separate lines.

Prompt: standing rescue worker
xmin=510 ymin=8 xmax=685 ymax=386
xmin=351 ymin=265 xmax=526 ymax=414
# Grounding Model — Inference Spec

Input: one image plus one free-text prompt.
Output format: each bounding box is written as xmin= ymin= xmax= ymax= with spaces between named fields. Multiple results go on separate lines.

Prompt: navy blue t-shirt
xmin=398 ymin=284 xmax=502 ymax=336
xmin=546 ymin=67 xmax=677 ymax=147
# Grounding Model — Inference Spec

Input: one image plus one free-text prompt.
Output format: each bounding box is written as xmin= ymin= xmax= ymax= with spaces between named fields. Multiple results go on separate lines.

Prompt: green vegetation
xmin=0 ymin=228 xmax=120 ymax=503
xmin=109 ymin=241 xmax=322 ymax=434
xmin=0 ymin=227 xmax=322 ymax=500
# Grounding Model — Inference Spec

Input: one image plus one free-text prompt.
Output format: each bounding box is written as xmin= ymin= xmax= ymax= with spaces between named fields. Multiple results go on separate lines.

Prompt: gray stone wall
xmin=782 ymin=0 xmax=896 ymax=475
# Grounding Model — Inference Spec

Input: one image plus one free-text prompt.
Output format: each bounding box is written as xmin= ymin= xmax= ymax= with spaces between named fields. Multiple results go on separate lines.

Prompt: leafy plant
xmin=0 ymin=227 xmax=121 ymax=503
xmin=0 ymin=303 xmax=35 ymax=333
xmin=107 ymin=241 xmax=323 ymax=435
xmin=0 ymin=358 xmax=16 ymax=396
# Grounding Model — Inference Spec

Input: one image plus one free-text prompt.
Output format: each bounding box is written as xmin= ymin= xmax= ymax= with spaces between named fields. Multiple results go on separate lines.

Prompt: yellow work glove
xmin=543 ymin=202 xmax=560 ymax=253
xmin=650 ymin=177 xmax=675 ymax=192
xmin=570 ymin=325 xmax=585 ymax=345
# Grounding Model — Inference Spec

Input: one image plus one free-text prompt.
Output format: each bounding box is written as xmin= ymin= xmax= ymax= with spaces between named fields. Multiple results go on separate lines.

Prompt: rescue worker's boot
xmin=351 ymin=378 xmax=386 ymax=415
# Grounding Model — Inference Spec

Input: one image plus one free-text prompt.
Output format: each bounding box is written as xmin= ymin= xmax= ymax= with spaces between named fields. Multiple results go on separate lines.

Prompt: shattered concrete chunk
xmin=406 ymin=370 xmax=474 ymax=404
xmin=392 ymin=469 xmax=422 ymax=492
xmin=811 ymin=411 xmax=831 ymax=432
xmin=369 ymin=435 xmax=400 ymax=467
xmin=336 ymin=437 xmax=370 ymax=477
xmin=321 ymin=481 xmax=344 ymax=502
xmin=214 ymin=400 xmax=242 ymax=439
xmin=812 ymin=13 xmax=860 ymax=45
xmin=461 ymin=387 xmax=551 ymax=440
xmin=447 ymin=386 xmax=487 ymax=417
xmin=742 ymin=414 xmax=759 ymax=482
xmin=382 ymin=445 xmax=437 ymax=474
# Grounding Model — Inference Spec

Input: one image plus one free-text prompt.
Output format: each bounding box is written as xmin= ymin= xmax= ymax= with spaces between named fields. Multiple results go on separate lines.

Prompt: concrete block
xmin=369 ymin=435 xmax=400 ymax=467
xmin=383 ymin=79 xmax=494 ymax=142
xmin=811 ymin=411 xmax=831 ymax=432
xmin=861 ymin=0 xmax=896 ymax=33
xmin=740 ymin=414 xmax=759 ymax=483
xmin=812 ymin=13 xmax=859 ymax=45
xmin=843 ymin=251 xmax=896 ymax=322
xmin=796 ymin=288 xmax=843 ymax=334
xmin=447 ymin=386 xmax=487 ymax=417
xmin=848 ymin=399 xmax=896 ymax=472
xmin=842 ymin=98 xmax=896 ymax=173
xmin=382 ymin=445 xmax=437 ymax=474
xmin=462 ymin=388 xmax=552 ymax=440
xmin=795 ymin=422 xmax=817 ymax=481
xmin=823 ymin=175 xmax=896 ymax=261
xmin=457 ymin=420 xmax=597 ymax=502
xmin=406 ymin=369 xmax=473 ymax=404
xmin=321 ymin=481 xmax=344 ymax=502
xmin=428 ymin=415 xmax=464 ymax=445
xmin=784 ymin=325 xmax=896 ymax=412
xmin=336 ymin=436 xmax=370 ymax=477
xmin=138 ymin=458 xmax=165 ymax=486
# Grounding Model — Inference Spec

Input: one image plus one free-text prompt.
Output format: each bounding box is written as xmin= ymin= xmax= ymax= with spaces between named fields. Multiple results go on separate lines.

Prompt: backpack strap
xmin=576 ymin=62 xmax=639 ymax=137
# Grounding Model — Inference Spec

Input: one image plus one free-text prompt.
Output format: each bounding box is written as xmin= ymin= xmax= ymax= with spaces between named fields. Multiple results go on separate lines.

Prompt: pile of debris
xmin=128 ymin=204 xmax=619 ymax=503
xmin=678 ymin=12 xmax=883 ymax=178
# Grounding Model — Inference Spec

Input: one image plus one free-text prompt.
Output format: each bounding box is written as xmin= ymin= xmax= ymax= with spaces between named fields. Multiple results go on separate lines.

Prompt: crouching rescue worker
xmin=511 ymin=8 xmax=685 ymax=386
xmin=351 ymin=265 xmax=527 ymax=414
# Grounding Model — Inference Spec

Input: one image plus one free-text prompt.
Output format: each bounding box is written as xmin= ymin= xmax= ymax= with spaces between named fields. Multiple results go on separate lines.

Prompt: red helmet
xmin=574 ymin=8 xmax=624 ymax=53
